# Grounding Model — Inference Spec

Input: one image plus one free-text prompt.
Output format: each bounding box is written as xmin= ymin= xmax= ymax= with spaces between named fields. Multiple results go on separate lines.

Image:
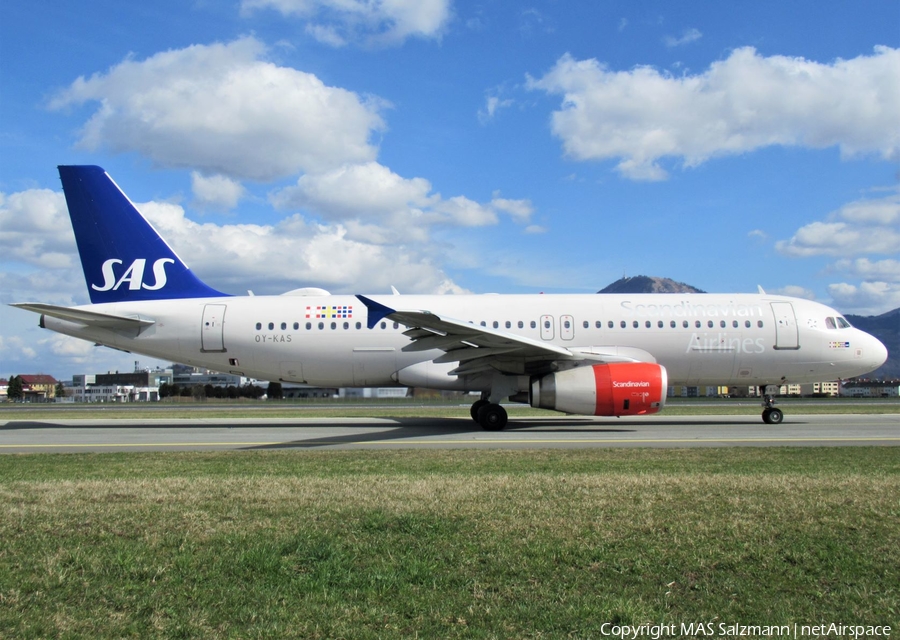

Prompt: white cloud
xmin=0 ymin=189 xmax=74 ymax=269
xmin=528 ymin=46 xmax=900 ymax=180
xmin=136 ymin=199 xmax=468 ymax=295
xmin=241 ymin=0 xmax=451 ymax=47
xmin=771 ymin=285 xmax=816 ymax=300
xmin=776 ymin=190 xmax=900 ymax=258
xmin=663 ymin=28 xmax=702 ymax=48
xmin=774 ymin=189 xmax=900 ymax=314
xmin=49 ymin=37 xmax=386 ymax=181
xmin=191 ymin=172 xmax=247 ymax=210
xmin=270 ymin=161 xmax=533 ymax=243
xmin=828 ymin=281 xmax=900 ymax=315
xmin=832 ymin=258 xmax=900 ymax=283
xmin=478 ymin=94 xmax=514 ymax=124
xmin=490 ymin=195 xmax=533 ymax=222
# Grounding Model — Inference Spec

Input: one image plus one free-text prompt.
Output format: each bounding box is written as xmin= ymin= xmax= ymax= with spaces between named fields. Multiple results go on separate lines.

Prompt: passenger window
xmin=343 ymin=322 xmax=349 ymax=330
xmin=518 ymin=321 xmax=524 ymax=329
xmin=621 ymin=321 xmax=627 ymax=328
xmin=356 ymin=322 xmax=361 ymax=329
xmin=645 ymin=321 xmax=651 ymax=328
xmin=583 ymin=321 xmax=589 ymax=329
xmin=757 ymin=321 xmax=764 ymax=328
xmin=695 ymin=321 xmax=702 ymax=328
xmin=720 ymin=320 xmax=726 ymax=328
xmin=732 ymin=320 xmax=738 ymax=328
xmin=380 ymin=322 xmax=386 ymax=329
xmin=331 ymin=322 xmax=336 ymax=330
xmin=564 ymin=320 xmax=571 ymax=329
xmin=493 ymin=321 xmax=499 ymax=329
xmin=318 ymin=322 xmax=324 ymax=330
xmin=708 ymin=320 xmax=714 ymax=328
xmin=745 ymin=320 xmax=751 ymax=328
xmin=506 ymin=321 xmax=511 ymax=329
xmin=658 ymin=321 xmax=664 ymax=328
xmin=255 ymin=322 xmax=261 ymax=330
xmin=530 ymin=321 xmax=536 ymax=329
xmin=670 ymin=321 xmax=676 ymax=328
xmin=633 ymin=321 xmax=639 ymax=328
xmin=608 ymin=321 xmax=614 ymax=329
xmin=293 ymin=322 xmax=299 ymax=330
xmin=306 ymin=322 xmax=312 ymax=330
xmin=281 ymin=322 xmax=287 ymax=330
xmin=480 ymin=321 xmax=486 ymax=327
xmin=544 ymin=320 xmax=551 ymax=329
xmin=683 ymin=320 xmax=689 ymax=328
xmin=268 ymin=322 xmax=275 ymax=330
xmin=393 ymin=322 xmax=399 ymax=329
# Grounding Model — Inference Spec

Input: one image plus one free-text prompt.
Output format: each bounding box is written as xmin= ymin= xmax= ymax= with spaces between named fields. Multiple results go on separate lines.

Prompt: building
xmin=172 ymin=364 xmax=249 ymax=388
xmin=18 ymin=374 xmax=60 ymax=401
xmin=72 ymin=367 xmax=173 ymax=403
xmin=668 ymin=386 xmax=729 ymax=398
xmin=799 ymin=381 xmax=841 ymax=396
xmin=339 ymin=387 xmax=410 ymax=399
xmin=840 ymin=380 xmax=900 ymax=397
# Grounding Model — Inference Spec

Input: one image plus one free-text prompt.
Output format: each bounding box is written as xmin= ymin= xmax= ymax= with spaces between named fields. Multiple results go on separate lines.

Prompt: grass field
xmin=1 ymin=448 xmax=897 ymax=638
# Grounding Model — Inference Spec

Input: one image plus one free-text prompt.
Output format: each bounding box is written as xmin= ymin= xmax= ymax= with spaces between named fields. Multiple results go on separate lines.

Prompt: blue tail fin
xmin=58 ymin=165 xmax=228 ymax=303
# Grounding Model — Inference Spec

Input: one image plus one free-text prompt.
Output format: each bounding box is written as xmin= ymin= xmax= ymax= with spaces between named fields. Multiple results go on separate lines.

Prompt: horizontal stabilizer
xmin=11 ymin=303 xmax=155 ymax=330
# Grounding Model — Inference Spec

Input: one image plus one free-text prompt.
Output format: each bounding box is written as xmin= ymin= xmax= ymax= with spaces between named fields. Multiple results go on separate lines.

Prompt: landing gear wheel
xmin=470 ymin=399 xmax=490 ymax=422
xmin=762 ymin=407 xmax=783 ymax=424
xmin=476 ymin=403 xmax=508 ymax=431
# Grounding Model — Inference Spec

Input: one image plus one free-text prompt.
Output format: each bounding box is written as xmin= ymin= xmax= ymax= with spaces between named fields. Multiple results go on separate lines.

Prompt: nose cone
xmin=868 ymin=333 xmax=889 ymax=371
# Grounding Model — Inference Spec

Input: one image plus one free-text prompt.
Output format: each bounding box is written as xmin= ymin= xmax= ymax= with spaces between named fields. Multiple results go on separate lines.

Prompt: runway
xmin=1 ymin=414 xmax=898 ymax=453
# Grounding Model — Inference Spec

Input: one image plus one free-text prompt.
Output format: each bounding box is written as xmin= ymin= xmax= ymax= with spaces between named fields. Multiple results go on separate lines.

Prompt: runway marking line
xmin=2 ymin=436 xmax=900 ymax=449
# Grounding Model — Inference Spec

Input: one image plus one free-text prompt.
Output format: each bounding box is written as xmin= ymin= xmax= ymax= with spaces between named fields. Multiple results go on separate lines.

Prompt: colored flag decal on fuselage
xmin=829 ymin=341 xmax=850 ymax=349
xmin=306 ymin=305 xmax=353 ymax=319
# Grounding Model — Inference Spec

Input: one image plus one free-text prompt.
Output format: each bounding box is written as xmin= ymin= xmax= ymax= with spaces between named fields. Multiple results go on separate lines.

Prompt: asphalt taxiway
xmin=1 ymin=414 xmax=898 ymax=453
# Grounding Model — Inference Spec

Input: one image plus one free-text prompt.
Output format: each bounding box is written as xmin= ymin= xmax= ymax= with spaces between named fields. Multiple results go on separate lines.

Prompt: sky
xmin=1 ymin=0 xmax=898 ymax=380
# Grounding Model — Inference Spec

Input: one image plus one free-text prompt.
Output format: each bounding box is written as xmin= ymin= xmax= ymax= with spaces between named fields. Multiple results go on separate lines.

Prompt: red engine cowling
xmin=530 ymin=362 xmax=667 ymax=416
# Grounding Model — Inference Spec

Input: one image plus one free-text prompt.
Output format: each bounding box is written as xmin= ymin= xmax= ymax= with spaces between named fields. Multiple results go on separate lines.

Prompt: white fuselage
xmin=41 ymin=292 xmax=888 ymax=392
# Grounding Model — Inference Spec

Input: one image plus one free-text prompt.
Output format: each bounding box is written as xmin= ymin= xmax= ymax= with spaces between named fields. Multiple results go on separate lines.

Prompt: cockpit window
xmin=825 ymin=317 xmax=836 ymax=330
xmin=837 ymin=317 xmax=851 ymax=329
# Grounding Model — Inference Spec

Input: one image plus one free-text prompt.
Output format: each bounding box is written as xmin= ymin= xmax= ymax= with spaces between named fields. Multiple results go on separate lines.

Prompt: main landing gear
xmin=470 ymin=396 xmax=508 ymax=431
xmin=761 ymin=385 xmax=784 ymax=424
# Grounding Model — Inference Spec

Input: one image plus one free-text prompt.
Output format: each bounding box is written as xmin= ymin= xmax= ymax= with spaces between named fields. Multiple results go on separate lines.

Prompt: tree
xmin=54 ymin=382 xmax=67 ymax=399
xmin=267 ymin=381 xmax=283 ymax=400
xmin=7 ymin=375 xmax=23 ymax=401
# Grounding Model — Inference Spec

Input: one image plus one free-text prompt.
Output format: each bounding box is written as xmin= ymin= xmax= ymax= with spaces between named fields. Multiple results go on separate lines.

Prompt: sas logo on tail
xmin=92 ymin=258 xmax=175 ymax=292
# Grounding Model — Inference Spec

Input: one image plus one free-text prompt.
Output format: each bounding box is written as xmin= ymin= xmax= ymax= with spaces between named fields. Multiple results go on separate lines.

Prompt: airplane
xmin=11 ymin=166 xmax=889 ymax=429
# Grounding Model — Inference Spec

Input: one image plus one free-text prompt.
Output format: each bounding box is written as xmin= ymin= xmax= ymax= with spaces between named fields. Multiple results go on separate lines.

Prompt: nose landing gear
xmin=761 ymin=385 xmax=784 ymax=424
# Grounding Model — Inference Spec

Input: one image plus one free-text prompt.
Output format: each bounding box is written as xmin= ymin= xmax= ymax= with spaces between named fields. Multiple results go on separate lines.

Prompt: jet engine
xmin=530 ymin=362 xmax=667 ymax=416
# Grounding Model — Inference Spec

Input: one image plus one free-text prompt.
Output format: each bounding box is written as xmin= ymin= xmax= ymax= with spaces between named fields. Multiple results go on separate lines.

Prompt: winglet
xmin=356 ymin=295 xmax=395 ymax=329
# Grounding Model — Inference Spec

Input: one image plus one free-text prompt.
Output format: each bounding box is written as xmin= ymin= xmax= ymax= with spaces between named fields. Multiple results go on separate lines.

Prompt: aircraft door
xmin=561 ymin=315 xmax=575 ymax=341
xmin=201 ymin=304 xmax=227 ymax=352
xmin=540 ymin=315 xmax=554 ymax=340
xmin=771 ymin=302 xmax=799 ymax=350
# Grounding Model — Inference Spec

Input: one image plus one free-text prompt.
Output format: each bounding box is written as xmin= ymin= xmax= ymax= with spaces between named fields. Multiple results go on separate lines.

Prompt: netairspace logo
xmin=598 ymin=622 xmax=892 ymax=639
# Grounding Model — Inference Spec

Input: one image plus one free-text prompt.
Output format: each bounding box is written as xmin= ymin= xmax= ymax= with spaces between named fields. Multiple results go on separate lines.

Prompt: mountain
xmin=598 ymin=275 xmax=705 ymax=294
xmin=845 ymin=308 xmax=900 ymax=379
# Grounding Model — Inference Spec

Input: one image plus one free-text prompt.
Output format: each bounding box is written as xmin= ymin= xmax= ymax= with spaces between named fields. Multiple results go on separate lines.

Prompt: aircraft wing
xmin=11 ymin=303 xmax=156 ymax=330
xmin=356 ymin=295 xmax=649 ymax=376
